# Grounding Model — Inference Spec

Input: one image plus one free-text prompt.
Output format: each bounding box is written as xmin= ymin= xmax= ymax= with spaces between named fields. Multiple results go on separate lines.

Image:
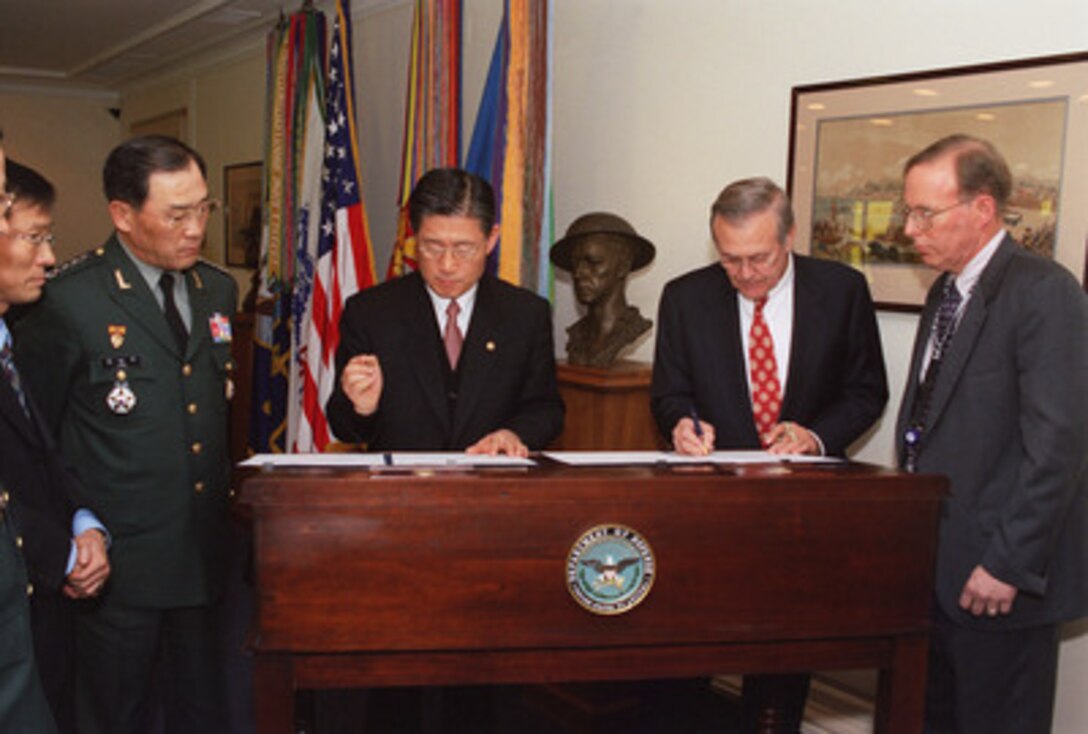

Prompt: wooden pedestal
xmin=554 ymin=360 xmax=663 ymax=450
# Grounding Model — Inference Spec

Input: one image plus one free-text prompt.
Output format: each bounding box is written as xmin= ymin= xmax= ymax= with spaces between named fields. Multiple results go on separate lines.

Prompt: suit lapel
xmin=895 ymin=279 xmax=942 ymax=457
xmin=452 ymin=277 xmax=500 ymax=440
xmin=920 ymin=238 xmax=1015 ymax=440
xmin=708 ymin=271 xmax=758 ymax=441
xmin=185 ymin=268 xmax=211 ymax=359
xmin=102 ymin=238 xmax=180 ymax=356
xmin=0 ymin=379 xmax=34 ymax=438
xmin=782 ymin=260 xmax=816 ymax=418
xmin=404 ymin=275 xmax=452 ymax=433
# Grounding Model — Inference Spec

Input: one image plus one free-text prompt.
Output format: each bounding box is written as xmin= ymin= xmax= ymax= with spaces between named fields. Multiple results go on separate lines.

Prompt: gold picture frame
xmin=788 ymin=52 xmax=1088 ymax=310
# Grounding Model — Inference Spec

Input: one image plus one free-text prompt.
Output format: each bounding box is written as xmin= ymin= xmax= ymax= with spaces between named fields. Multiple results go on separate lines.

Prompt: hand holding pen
xmin=672 ymin=407 xmax=715 ymax=456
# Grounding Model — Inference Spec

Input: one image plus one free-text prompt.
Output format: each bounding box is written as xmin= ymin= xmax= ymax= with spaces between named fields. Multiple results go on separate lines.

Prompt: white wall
xmin=119 ymin=47 xmax=268 ymax=298
xmin=0 ymin=88 xmax=119 ymax=260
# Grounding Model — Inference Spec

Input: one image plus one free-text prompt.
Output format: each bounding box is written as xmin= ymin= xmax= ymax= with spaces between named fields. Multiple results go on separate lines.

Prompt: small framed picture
xmin=224 ymin=161 xmax=263 ymax=268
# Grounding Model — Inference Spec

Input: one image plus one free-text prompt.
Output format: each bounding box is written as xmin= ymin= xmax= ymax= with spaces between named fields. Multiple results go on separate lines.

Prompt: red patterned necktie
xmin=444 ymin=299 xmax=463 ymax=369
xmin=749 ymin=298 xmax=781 ymax=446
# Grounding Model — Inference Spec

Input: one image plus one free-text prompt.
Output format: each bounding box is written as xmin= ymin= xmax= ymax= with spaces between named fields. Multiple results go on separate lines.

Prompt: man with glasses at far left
xmin=1 ymin=155 xmax=112 ymax=734
xmin=14 ymin=135 xmax=237 ymax=734
xmin=0 ymin=131 xmax=67 ymax=734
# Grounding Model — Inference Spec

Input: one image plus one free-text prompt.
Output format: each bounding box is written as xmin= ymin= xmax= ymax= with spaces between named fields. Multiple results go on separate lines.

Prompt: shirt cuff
xmin=66 ymin=509 xmax=110 ymax=575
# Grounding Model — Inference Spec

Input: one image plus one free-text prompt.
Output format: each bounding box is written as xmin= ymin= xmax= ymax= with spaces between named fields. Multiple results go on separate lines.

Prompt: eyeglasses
xmin=1 ymin=192 xmax=14 ymax=217
xmin=7 ymin=231 xmax=55 ymax=247
xmin=417 ymin=241 xmax=481 ymax=261
xmin=899 ymin=200 xmax=970 ymax=232
xmin=162 ymin=199 xmax=220 ymax=229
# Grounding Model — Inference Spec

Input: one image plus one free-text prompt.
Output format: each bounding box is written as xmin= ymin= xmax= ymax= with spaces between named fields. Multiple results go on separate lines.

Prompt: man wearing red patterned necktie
xmin=651 ymin=176 xmax=888 ymax=733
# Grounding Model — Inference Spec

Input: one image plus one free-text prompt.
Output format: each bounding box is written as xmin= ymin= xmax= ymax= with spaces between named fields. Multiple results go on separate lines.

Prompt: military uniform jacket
xmin=14 ymin=235 xmax=238 ymax=609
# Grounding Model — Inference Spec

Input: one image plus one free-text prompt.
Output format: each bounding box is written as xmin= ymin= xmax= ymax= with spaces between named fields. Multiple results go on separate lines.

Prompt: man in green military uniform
xmin=14 ymin=135 xmax=237 ymax=733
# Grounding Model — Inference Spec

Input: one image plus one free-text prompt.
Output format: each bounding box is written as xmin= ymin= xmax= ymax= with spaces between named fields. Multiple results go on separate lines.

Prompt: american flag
xmin=295 ymin=0 xmax=376 ymax=452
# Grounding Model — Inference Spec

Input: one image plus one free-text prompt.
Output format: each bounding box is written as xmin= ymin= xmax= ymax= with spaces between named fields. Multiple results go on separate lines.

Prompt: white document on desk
xmin=542 ymin=450 xmax=842 ymax=466
xmin=387 ymin=453 xmax=536 ymax=468
xmin=239 ymin=452 xmax=536 ymax=468
xmin=239 ymin=453 xmax=388 ymax=468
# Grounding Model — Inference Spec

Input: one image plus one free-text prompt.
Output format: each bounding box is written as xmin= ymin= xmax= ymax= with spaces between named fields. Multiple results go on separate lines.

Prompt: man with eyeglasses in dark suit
xmin=896 ymin=134 xmax=1087 ymax=733
xmin=0 ymin=157 xmax=112 ymax=734
xmin=0 ymin=129 xmax=65 ymax=734
xmin=327 ymin=166 xmax=564 ymax=455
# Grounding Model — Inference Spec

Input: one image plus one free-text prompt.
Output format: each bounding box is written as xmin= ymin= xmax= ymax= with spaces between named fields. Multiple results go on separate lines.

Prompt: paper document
xmin=387 ymin=453 xmax=535 ymax=467
xmin=239 ymin=452 xmax=536 ymax=468
xmin=542 ymin=450 xmax=841 ymax=466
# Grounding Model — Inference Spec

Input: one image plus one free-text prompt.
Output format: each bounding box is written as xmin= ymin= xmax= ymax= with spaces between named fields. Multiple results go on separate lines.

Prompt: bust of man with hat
xmin=551 ymin=212 xmax=655 ymax=368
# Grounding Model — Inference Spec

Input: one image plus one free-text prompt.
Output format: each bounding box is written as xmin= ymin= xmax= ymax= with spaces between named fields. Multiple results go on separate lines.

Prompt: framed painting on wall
xmin=224 ymin=161 xmax=263 ymax=268
xmin=788 ymin=52 xmax=1088 ymax=310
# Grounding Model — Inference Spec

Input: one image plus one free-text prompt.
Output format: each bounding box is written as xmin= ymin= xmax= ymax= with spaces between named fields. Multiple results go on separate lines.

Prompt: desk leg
xmin=875 ymin=634 xmax=928 ymax=734
xmin=254 ymin=654 xmax=295 ymax=734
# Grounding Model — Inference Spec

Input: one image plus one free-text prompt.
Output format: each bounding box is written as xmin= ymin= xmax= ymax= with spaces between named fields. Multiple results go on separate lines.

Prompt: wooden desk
xmin=239 ymin=461 xmax=944 ymax=733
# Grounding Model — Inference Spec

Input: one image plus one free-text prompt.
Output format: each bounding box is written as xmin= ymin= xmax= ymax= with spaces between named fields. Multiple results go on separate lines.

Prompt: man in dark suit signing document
xmin=327 ymin=167 xmax=564 ymax=454
xmin=651 ymin=176 xmax=888 ymax=733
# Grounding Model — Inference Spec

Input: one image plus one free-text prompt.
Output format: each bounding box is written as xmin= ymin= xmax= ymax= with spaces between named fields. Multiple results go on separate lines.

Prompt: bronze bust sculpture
xmin=550 ymin=212 xmax=656 ymax=368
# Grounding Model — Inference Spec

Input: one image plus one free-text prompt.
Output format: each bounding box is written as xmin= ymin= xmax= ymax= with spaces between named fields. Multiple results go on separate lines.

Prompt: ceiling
xmin=0 ymin=0 xmax=338 ymax=95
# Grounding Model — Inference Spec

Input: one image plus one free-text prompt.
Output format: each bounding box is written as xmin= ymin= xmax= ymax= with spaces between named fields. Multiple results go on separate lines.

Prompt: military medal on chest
xmin=107 ymin=374 xmax=137 ymax=415
xmin=103 ymin=342 xmax=141 ymax=415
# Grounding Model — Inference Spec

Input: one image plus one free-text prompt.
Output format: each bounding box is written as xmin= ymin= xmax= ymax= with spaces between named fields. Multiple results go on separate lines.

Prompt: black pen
xmin=689 ymin=406 xmax=709 ymax=455
xmin=689 ymin=406 xmax=704 ymax=438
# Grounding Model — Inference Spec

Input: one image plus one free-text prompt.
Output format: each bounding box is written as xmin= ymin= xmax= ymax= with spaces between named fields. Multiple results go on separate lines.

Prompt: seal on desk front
xmin=566 ymin=524 xmax=655 ymax=615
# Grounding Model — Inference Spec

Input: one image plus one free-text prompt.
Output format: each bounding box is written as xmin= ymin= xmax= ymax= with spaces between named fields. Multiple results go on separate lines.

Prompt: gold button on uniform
xmin=1 ymin=490 xmax=9 ymax=507
xmin=191 ymin=442 xmax=202 ymax=455
xmin=194 ymin=481 xmax=205 ymax=493
xmin=182 ymin=364 xmax=193 ymax=377
xmin=187 ymin=403 xmax=198 ymax=415
xmin=26 ymin=583 xmax=34 ymax=597
xmin=15 ymin=535 xmax=23 ymax=549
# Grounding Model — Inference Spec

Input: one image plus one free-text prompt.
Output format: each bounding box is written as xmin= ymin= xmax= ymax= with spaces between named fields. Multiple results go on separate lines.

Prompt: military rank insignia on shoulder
xmin=196 ymin=258 xmax=232 ymax=277
xmin=48 ymin=247 xmax=104 ymax=280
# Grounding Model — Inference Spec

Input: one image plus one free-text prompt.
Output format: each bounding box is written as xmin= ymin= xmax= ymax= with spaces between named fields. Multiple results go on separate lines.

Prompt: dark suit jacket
xmin=14 ymin=235 xmax=238 ymax=610
xmin=0 ymin=515 xmax=57 ymax=733
xmin=0 ymin=336 xmax=86 ymax=730
xmin=651 ymin=255 xmax=888 ymax=455
xmin=327 ymin=272 xmax=564 ymax=450
xmin=895 ymin=236 xmax=1088 ymax=629
xmin=0 ymin=373 xmax=78 ymax=596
